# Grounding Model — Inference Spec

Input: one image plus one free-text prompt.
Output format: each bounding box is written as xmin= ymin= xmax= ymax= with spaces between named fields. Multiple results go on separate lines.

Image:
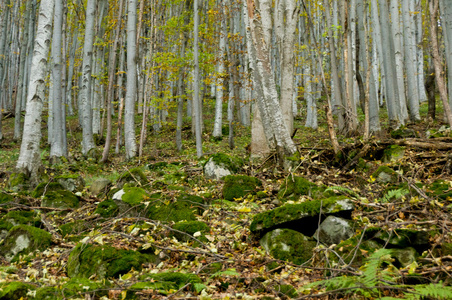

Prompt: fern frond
xmin=324 ymin=186 xmax=360 ymax=198
xmin=411 ymin=283 xmax=452 ymax=300
xmin=361 ymin=249 xmax=393 ymax=288
xmin=380 ymin=188 xmax=409 ymax=203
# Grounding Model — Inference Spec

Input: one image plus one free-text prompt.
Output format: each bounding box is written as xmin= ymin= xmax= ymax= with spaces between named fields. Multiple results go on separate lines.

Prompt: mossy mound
xmin=260 ymin=229 xmax=316 ymax=265
xmin=121 ymin=185 xmax=150 ymax=206
xmin=34 ymin=286 xmax=59 ymax=300
xmin=41 ymin=190 xmax=80 ymax=209
xmin=117 ymin=167 xmax=148 ymax=188
xmin=366 ymin=227 xmax=431 ymax=251
xmin=0 ymin=225 xmax=52 ymax=262
xmin=94 ymin=199 xmax=119 ymax=218
xmin=147 ymin=161 xmax=169 ymax=171
xmin=275 ymin=284 xmax=299 ymax=299
xmin=277 ymin=176 xmax=329 ymax=202
xmin=147 ymin=193 xmax=205 ymax=223
xmin=206 ymin=153 xmax=243 ymax=173
xmin=0 ymin=210 xmax=42 ymax=233
xmin=426 ymin=180 xmax=452 ymax=201
xmin=0 ymin=281 xmax=36 ymax=300
xmin=0 ymin=192 xmax=15 ymax=207
xmin=59 ymin=220 xmax=93 ymax=237
xmin=382 ymin=145 xmax=405 ymax=163
xmin=55 ymin=174 xmax=85 ymax=192
xmin=390 ymin=127 xmax=416 ymax=139
xmin=371 ymin=166 xmax=398 ymax=184
xmin=7 ymin=172 xmax=29 ymax=192
xmin=139 ymin=272 xmax=202 ymax=292
xmin=67 ymin=243 xmax=158 ymax=279
xmin=250 ymin=197 xmax=354 ymax=238
xmin=172 ymin=221 xmax=210 ymax=243
xmin=222 ymin=175 xmax=262 ymax=201
xmin=32 ymin=182 xmax=65 ymax=198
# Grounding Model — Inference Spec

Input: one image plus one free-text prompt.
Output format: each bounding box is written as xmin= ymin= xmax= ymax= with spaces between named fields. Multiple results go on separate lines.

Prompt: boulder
xmin=0 ymin=211 xmax=42 ymax=240
xmin=94 ymin=199 xmax=119 ymax=218
xmin=41 ymin=190 xmax=80 ymax=209
xmin=67 ymin=243 xmax=158 ymax=279
xmin=117 ymin=167 xmax=148 ymax=189
xmin=372 ymin=166 xmax=398 ymax=184
xmin=7 ymin=172 xmax=30 ymax=192
xmin=391 ymin=247 xmax=417 ymax=268
xmin=111 ymin=185 xmax=150 ymax=217
xmin=204 ymin=153 xmax=242 ymax=180
xmin=32 ymin=182 xmax=65 ymax=198
xmin=89 ymin=178 xmax=112 ymax=195
xmin=0 ymin=225 xmax=52 ymax=262
xmin=314 ymin=216 xmax=355 ymax=245
xmin=368 ymin=228 xmax=431 ymax=251
xmin=260 ymin=229 xmax=316 ymax=265
xmin=222 ymin=175 xmax=262 ymax=201
xmin=250 ymin=197 xmax=354 ymax=238
xmin=147 ymin=193 xmax=205 ymax=223
xmin=55 ymin=174 xmax=85 ymax=192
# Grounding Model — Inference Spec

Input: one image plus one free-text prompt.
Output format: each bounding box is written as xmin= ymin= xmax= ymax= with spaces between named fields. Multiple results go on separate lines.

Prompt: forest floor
xmin=0 ymin=98 xmax=452 ymax=299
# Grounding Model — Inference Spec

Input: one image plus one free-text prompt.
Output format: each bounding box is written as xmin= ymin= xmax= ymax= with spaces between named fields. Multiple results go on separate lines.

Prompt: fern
xmin=380 ymin=188 xmax=409 ymax=203
xmin=411 ymin=283 xmax=452 ymax=300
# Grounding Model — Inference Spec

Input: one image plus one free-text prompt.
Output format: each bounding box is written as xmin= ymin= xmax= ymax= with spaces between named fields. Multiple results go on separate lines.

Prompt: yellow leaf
xmin=237 ymin=207 xmax=251 ymax=213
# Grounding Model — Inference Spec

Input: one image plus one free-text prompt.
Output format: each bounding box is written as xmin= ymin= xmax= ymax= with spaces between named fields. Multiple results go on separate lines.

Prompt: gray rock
xmin=90 ymin=178 xmax=112 ymax=195
xmin=56 ymin=175 xmax=85 ymax=192
xmin=391 ymin=247 xmax=417 ymax=267
xmin=314 ymin=216 xmax=355 ymax=245
xmin=204 ymin=159 xmax=232 ymax=180
xmin=260 ymin=228 xmax=316 ymax=265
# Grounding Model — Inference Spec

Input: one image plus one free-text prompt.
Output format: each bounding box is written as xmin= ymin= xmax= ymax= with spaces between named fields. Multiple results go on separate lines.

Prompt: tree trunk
xmin=16 ymin=0 xmax=55 ymax=179
xmin=193 ymin=0 xmax=203 ymax=157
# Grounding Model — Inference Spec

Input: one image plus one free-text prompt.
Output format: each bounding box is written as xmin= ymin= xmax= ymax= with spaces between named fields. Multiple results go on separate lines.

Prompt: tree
xmin=193 ymin=0 xmax=203 ymax=158
xmin=16 ymin=0 xmax=55 ymax=179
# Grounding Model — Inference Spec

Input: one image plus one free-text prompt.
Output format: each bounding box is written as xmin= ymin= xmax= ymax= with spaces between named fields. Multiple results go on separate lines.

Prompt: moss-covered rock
xmin=147 ymin=161 xmax=169 ymax=171
xmin=32 ymin=182 xmax=65 ymax=198
xmin=314 ymin=216 xmax=355 ymax=246
xmin=7 ymin=172 xmax=30 ymax=192
xmin=55 ymin=174 xmax=85 ymax=192
xmin=250 ymin=197 xmax=354 ymax=238
xmin=34 ymin=286 xmax=59 ymax=300
xmin=204 ymin=153 xmax=243 ymax=180
xmin=260 ymin=229 xmax=316 ymax=265
xmin=172 ymin=221 xmax=210 ymax=243
xmin=0 ymin=211 xmax=42 ymax=238
xmin=390 ymin=128 xmax=416 ymax=139
xmin=372 ymin=166 xmax=398 ymax=184
xmin=277 ymin=176 xmax=330 ymax=202
xmin=335 ymin=235 xmax=382 ymax=266
xmin=390 ymin=247 xmax=418 ymax=268
xmin=0 ymin=281 xmax=36 ymax=300
xmin=368 ymin=228 xmax=431 ymax=251
xmin=89 ymin=178 xmax=112 ymax=196
xmin=61 ymin=277 xmax=110 ymax=298
xmin=41 ymin=190 xmax=80 ymax=209
xmin=0 ymin=192 xmax=15 ymax=207
xmin=59 ymin=220 xmax=93 ymax=237
xmin=146 ymin=193 xmax=205 ymax=223
xmin=139 ymin=272 xmax=202 ymax=291
xmin=67 ymin=243 xmax=158 ymax=279
xmin=0 ymin=225 xmax=52 ymax=262
xmin=275 ymin=284 xmax=299 ymax=299
xmin=426 ymin=180 xmax=452 ymax=201
xmin=94 ymin=199 xmax=119 ymax=218
xmin=117 ymin=167 xmax=148 ymax=189
xmin=222 ymin=175 xmax=262 ymax=201
xmin=382 ymin=145 xmax=405 ymax=163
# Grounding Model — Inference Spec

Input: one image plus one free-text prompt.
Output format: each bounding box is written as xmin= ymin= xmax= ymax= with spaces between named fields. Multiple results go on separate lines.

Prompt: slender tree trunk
xmin=124 ymin=0 xmax=138 ymax=159
xmin=429 ymin=0 xmax=452 ymax=126
xmin=16 ymin=0 xmax=55 ymax=179
xmin=193 ymin=0 xmax=203 ymax=157
xmin=212 ymin=10 xmax=226 ymax=139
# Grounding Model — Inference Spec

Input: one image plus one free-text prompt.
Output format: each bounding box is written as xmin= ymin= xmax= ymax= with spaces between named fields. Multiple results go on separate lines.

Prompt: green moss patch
xmin=260 ymin=229 xmax=316 ymax=265
xmin=372 ymin=166 xmax=398 ymax=184
xmin=205 ymin=153 xmax=243 ymax=173
xmin=139 ymin=272 xmax=202 ymax=292
xmin=277 ymin=176 xmax=328 ymax=201
xmin=250 ymin=197 xmax=354 ymax=238
xmin=32 ymin=182 xmax=65 ymax=198
xmin=0 ymin=281 xmax=36 ymax=300
xmin=172 ymin=221 xmax=210 ymax=243
xmin=0 ymin=192 xmax=15 ymax=207
xmin=95 ymin=199 xmax=119 ymax=218
xmin=382 ymin=145 xmax=405 ymax=163
xmin=55 ymin=174 xmax=85 ymax=192
xmin=121 ymin=185 xmax=149 ymax=206
xmin=426 ymin=180 xmax=452 ymax=201
xmin=7 ymin=172 xmax=29 ymax=191
xmin=222 ymin=175 xmax=262 ymax=201
xmin=0 ymin=210 xmax=41 ymax=232
xmin=67 ymin=243 xmax=158 ymax=279
xmin=59 ymin=220 xmax=93 ymax=237
xmin=117 ymin=167 xmax=148 ymax=188
xmin=0 ymin=225 xmax=52 ymax=262
xmin=41 ymin=190 xmax=80 ymax=209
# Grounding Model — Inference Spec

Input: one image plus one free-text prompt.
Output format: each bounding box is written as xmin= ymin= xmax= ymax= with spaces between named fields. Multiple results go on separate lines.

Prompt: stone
xmin=203 ymin=153 xmax=242 ymax=180
xmin=260 ymin=229 xmax=316 ymax=265
xmin=55 ymin=174 xmax=85 ymax=192
xmin=117 ymin=167 xmax=148 ymax=189
xmin=314 ymin=216 xmax=355 ymax=245
xmin=372 ymin=166 xmax=398 ymax=184
xmin=67 ymin=242 xmax=158 ymax=279
xmin=41 ymin=190 xmax=80 ymax=209
xmin=382 ymin=145 xmax=405 ymax=163
xmin=391 ymin=247 xmax=417 ymax=268
xmin=222 ymin=175 xmax=262 ymax=201
xmin=0 ymin=225 xmax=52 ymax=262
xmin=250 ymin=197 xmax=354 ymax=239
xmin=90 ymin=178 xmax=112 ymax=195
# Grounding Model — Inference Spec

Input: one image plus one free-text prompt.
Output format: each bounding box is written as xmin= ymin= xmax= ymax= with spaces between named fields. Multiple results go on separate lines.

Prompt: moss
xmin=128 ymin=281 xmax=176 ymax=297
xmin=0 ymin=192 xmax=15 ymax=206
xmin=172 ymin=221 xmax=210 ymax=243
xmin=372 ymin=166 xmax=398 ymax=183
xmin=147 ymin=161 xmax=169 ymax=170
xmin=41 ymin=190 xmax=80 ymax=209
xmin=34 ymin=286 xmax=60 ymax=300
xmin=205 ymin=153 xmax=243 ymax=173
xmin=277 ymin=176 xmax=326 ymax=201
xmin=139 ymin=272 xmax=201 ymax=291
xmin=202 ymin=262 xmax=223 ymax=275
xmin=59 ymin=220 xmax=93 ymax=237
xmin=147 ymin=200 xmax=201 ymax=223
xmin=390 ymin=128 xmax=416 ymax=139
xmin=32 ymin=182 xmax=65 ymax=198
xmin=55 ymin=174 xmax=85 ymax=192
xmin=222 ymin=175 xmax=262 ymax=201
xmin=61 ymin=278 xmax=109 ymax=298
xmin=121 ymin=185 xmax=149 ymax=206
xmin=95 ymin=199 xmax=119 ymax=218
xmin=250 ymin=196 xmax=353 ymax=236
xmin=426 ymin=180 xmax=452 ymax=201
xmin=367 ymin=227 xmax=431 ymax=249
xmin=441 ymin=243 xmax=452 ymax=256
xmin=67 ymin=243 xmax=157 ymax=279
xmin=0 ymin=210 xmax=41 ymax=231
xmin=0 ymin=281 xmax=36 ymax=300
xmin=0 ymin=225 xmax=52 ymax=262
xmin=8 ymin=172 xmax=29 ymax=191
xmin=117 ymin=167 xmax=148 ymax=188
xmin=335 ymin=235 xmax=382 ymax=266
xmin=382 ymin=145 xmax=405 ymax=162
xmin=260 ymin=229 xmax=316 ymax=265
xmin=275 ymin=284 xmax=298 ymax=298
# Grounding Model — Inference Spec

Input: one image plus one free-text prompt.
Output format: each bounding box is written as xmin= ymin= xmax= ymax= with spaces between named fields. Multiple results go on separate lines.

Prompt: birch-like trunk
xmin=79 ymin=0 xmax=96 ymax=155
xmin=124 ymin=0 xmax=138 ymax=159
xmin=16 ymin=0 xmax=55 ymax=178
xmin=193 ymin=0 xmax=203 ymax=157
xmin=212 ymin=12 xmax=226 ymax=139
